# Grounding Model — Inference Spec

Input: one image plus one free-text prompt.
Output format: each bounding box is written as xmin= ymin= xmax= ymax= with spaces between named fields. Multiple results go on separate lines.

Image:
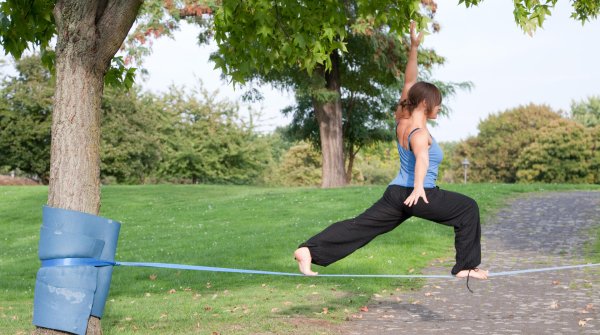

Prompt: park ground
xmin=1 ymin=183 xmax=599 ymax=334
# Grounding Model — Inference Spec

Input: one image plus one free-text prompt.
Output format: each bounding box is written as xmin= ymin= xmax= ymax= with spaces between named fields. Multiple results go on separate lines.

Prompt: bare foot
xmin=455 ymin=268 xmax=489 ymax=280
xmin=294 ymin=247 xmax=318 ymax=276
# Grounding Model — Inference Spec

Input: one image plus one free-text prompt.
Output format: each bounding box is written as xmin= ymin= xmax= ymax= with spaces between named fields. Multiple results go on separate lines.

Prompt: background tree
xmin=158 ymin=86 xmax=273 ymax=184
xmin=436 ymin=141 xmax=460 ymax=184
xmin=589 ymin=125 xmax=600 ymax=184
xmin=267 ymin=141 xmax=322 ymax=187
xmin=100 ymin=87 xmax=166 ymax=184
xmin=515 ymin=118 xmax=594 ymax=183
xmin=353 ymin=140 xmax=398 ymax=185
xmin=454 ymin=104 xmax=562 ymax=182
xmin=570 ymin=96 xmax=600 ymax=127
xmin=0 ymin=55 xmax=53 ymax=183
xmin=211 ymin=0 xmax=439 ymax=188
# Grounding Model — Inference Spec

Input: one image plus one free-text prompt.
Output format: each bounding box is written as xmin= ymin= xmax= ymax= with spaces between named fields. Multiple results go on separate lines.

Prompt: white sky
xmin=140 ymin=1 xmax=600 ymax=142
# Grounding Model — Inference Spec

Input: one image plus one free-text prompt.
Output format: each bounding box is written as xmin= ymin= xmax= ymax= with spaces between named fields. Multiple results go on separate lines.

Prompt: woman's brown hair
xmin=399 ymin=81 xmax=442 ymax=114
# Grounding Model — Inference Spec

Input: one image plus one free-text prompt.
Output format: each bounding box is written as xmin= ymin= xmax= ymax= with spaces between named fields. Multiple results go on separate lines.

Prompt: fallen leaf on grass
xmin=271 ymin=308 xmax=280 ymax=313
xmin=322 ymin=307 xmax=328 ymax=314
xmin=149 ymin=274 xmax=157 ymax=281
xmin=168 ymin=289 xmax=176 ymax=294
xmin=206 ymin=282 xmax=212 ymax=289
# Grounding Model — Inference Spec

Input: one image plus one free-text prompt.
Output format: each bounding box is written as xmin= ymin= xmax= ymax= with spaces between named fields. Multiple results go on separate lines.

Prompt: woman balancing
xmin=294 ymin=22 xmax=488 ymax=280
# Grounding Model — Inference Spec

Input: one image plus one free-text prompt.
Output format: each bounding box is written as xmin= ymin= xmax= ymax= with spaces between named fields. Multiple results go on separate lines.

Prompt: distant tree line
xmin=1 ymin=56 xmax=598 ymax=186
xmin=440 ymin=102 xmax=600 ymax=184
xmin=0 ymin=55 xmax=284 ymax=185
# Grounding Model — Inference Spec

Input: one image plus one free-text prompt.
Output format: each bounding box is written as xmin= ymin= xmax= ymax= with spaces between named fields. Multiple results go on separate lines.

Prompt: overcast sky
xmin=140 ymin=1 xmax=600 ymax=142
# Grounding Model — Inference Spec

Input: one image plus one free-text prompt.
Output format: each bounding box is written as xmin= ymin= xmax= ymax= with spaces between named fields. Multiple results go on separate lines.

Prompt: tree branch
xmin=96 ymin=0 xmax=143 ymax=66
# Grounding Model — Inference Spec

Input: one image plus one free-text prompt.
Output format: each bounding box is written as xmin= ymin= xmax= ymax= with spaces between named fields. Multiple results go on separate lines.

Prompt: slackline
xmin=41 ymin=258 xmax=600 ymax=279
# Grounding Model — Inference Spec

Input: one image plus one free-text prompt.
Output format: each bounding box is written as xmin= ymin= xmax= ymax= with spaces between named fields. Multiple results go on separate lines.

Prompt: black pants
xmin=299 ymin=185 xmax=481 ymax=275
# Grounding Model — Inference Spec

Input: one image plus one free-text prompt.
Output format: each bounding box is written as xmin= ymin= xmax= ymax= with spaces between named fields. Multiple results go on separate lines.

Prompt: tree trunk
xmin=313 ymin=51 xmax=347 ymax=188
xmin=47 ymin=43 xmax=105 ymax=214
xmin=38 ymin=1 xmax=142 ymax=334
xmin=345 ymin=147 xmax=356 ymax=184
xmin=343 ymin=93 xmax=356 ymax=184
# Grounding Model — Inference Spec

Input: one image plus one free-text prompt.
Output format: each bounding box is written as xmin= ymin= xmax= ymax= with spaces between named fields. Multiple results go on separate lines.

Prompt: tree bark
xmin=313 ymin=51 xmax=347 ymax=188
xmin=39 ymin=1 xmax=142 ymax=335
xmin=345 ymin=146 xmax=358 ymax=184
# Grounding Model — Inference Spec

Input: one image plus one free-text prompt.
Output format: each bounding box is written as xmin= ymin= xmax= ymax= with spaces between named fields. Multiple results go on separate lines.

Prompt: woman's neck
xmin=410 ymin=108 xmax=428 ymax=127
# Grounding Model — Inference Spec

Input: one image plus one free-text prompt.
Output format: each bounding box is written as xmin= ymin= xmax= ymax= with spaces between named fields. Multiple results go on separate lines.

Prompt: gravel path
xmin=342 ymin=191 xmax=600 ymax=334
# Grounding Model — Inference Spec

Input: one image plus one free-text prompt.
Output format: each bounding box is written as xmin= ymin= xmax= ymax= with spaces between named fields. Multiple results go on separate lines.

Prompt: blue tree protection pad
xmin=33 ymin=206 xmax=121 ymax=335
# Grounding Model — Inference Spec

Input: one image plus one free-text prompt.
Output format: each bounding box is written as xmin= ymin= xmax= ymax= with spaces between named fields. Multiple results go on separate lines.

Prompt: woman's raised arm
xmin=396 ymin=21 xmax=424 ymax=121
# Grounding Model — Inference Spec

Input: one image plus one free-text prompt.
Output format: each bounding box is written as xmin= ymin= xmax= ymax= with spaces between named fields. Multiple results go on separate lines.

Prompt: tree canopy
xmin=455 ymin=104 xmax=562 ymax=183
xmin=449 ymin=103 xmax=599 ymax=184
xmin=0 ymin=55 xmax=276 ymax=185
xmin=570 ymin=96 xmax=600 ymax=128
xmin=515 ymin=118 xmax=594 ymax=183
xmin=0 ymin=55 xmax=53 ymax=182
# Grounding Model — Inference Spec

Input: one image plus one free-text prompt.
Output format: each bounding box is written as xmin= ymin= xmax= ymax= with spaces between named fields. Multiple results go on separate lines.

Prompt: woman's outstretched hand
xmin=404 ymin=186 xmax=429 ymax=207
xmin=409 ymin=21 xmax=424 ymax=49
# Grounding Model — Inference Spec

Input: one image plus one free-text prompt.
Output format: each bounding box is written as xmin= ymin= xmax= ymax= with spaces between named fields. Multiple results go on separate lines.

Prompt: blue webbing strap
xmin=488 ymin=263 xmax=600 ymax=277
xmin=41 ymin=258 xmax=600 ymax=279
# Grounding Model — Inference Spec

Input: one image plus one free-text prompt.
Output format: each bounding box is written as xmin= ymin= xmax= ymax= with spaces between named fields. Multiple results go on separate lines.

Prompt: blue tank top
xmin=389 ymin=128 xmax=443 ymax=188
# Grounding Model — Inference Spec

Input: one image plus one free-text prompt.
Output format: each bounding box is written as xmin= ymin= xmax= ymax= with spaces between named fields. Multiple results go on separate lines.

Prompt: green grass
xmin=1 ymin=183 xmax=599 ymax=334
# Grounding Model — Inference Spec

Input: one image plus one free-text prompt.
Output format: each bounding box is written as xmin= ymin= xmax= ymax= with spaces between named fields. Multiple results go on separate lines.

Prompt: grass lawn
xmin=1 ymin=183 xmax=599 ymax=334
